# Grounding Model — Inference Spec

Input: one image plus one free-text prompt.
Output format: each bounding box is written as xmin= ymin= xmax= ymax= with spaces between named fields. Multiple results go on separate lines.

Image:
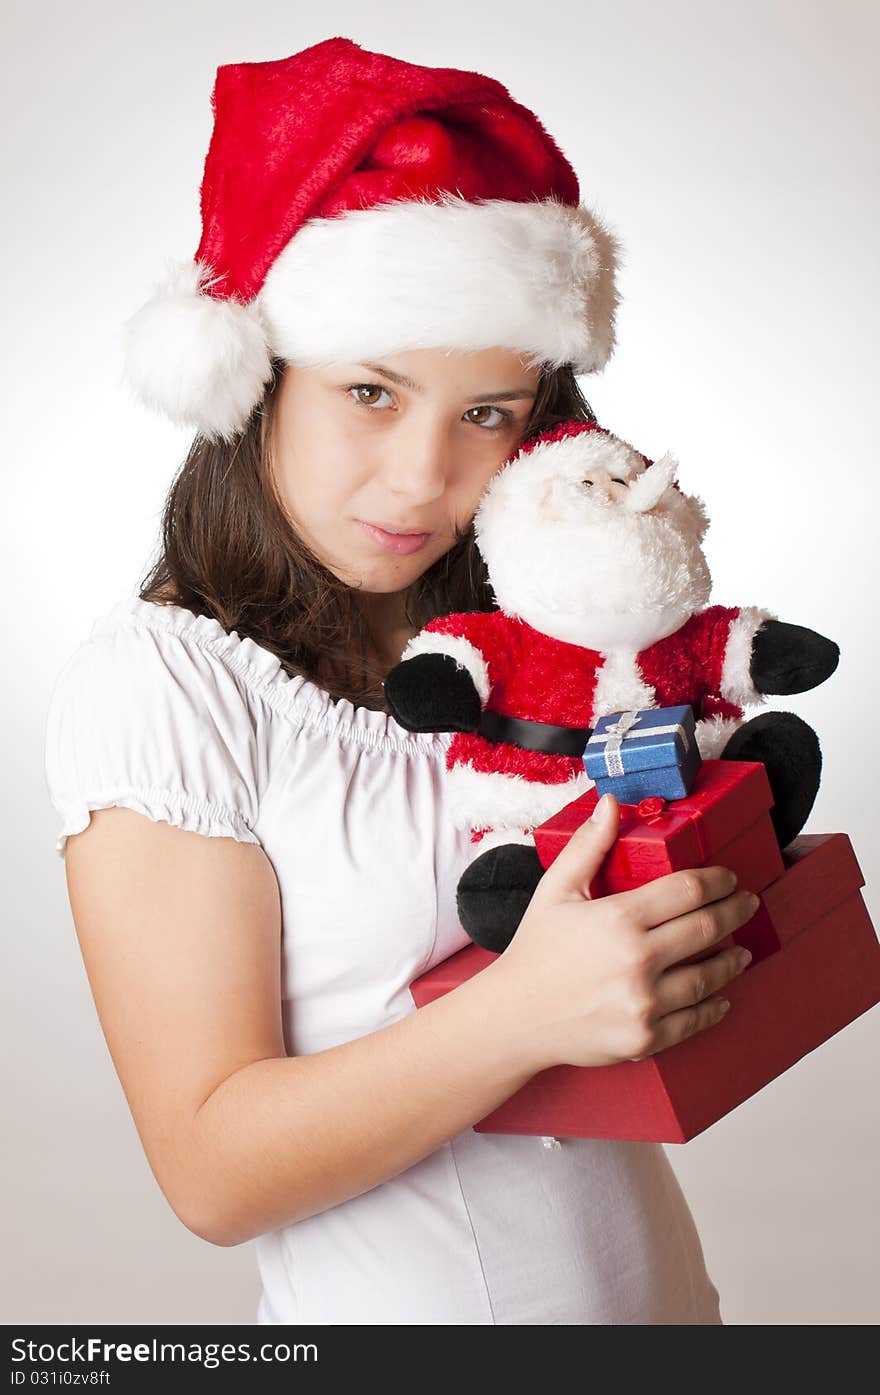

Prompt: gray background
xmin=6 ymin=0 xmax=878 ymax=1324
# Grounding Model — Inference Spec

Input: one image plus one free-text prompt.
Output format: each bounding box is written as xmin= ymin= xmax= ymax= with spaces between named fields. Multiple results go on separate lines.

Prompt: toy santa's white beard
xmin=483 ymin=498 xmax=712 ymax=653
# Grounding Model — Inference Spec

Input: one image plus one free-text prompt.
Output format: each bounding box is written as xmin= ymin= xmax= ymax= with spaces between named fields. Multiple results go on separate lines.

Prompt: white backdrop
xmin=6 ymin=0 xmax=878 ymax=1324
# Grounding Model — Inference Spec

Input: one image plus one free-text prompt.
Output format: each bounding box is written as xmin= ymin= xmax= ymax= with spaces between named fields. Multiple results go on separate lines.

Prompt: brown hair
xmin=139 ymin=358 xmax=598 ymax=711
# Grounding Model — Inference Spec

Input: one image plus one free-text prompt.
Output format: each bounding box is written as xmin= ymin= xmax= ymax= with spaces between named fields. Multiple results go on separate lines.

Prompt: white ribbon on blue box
xmin=583 ymin=704 xmax=701 ymax=802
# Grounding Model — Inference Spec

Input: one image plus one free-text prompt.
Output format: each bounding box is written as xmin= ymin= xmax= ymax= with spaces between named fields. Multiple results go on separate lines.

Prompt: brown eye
xmin=348 ymin=384 xmax=393 ymax=409
xmin=466 ymin=405 xmax=510 ymax=430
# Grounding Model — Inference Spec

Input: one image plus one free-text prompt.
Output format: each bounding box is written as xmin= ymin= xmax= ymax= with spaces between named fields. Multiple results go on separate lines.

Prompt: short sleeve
xmin=44 ymin=621 xmax=264 ymax=858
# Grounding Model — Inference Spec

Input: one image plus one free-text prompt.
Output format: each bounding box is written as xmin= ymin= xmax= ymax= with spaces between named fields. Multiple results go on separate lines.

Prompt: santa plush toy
xmin=384 ymin=419 xmax=840 ymax=952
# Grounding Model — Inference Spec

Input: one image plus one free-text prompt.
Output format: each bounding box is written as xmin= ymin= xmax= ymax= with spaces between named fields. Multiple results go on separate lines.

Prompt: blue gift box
xmin=583 ymin=704 xmax=701 ymax=802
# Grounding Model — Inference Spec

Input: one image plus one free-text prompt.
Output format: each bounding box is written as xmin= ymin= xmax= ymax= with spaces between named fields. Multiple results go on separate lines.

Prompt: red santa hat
xmin=122 ymin=36 xmax=623 ymax=443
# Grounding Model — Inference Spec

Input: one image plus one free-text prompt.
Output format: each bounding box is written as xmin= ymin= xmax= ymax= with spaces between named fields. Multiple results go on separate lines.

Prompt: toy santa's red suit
xmin=409 ymin=598 xmax=770 ymax=848
xmin=384 ymin=419 xmax=839 ymax=950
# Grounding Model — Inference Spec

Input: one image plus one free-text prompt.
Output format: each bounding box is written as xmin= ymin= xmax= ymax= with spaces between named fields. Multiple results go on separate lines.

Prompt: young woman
xmin=45 ymin=39 xmax=757 ymax=1324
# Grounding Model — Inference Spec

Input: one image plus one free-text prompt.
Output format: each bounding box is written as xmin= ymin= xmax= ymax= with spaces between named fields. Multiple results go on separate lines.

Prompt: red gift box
xmin=534 ymin=759 xmax=786 ymax=898
xmin=410 ymin=834 xmax=880 ymax=1142
xmin=730 ymin=832 xmax=863 ymax=963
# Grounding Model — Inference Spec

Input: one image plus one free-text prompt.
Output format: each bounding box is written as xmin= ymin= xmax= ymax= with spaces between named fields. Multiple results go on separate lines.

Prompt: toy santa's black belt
xmin=477 ymin=708 xmax=592 ymax=757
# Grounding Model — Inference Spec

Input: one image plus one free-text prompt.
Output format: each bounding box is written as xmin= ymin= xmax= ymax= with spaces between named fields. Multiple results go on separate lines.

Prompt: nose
xmin=583 ymin=467 xmax=629 ymax=503
xmin=380 ymin=417 xmax=450 ymax=505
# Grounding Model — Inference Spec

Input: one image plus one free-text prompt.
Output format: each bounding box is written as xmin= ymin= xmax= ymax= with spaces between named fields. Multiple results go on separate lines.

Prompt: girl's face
xmin=268 ymin=347 xmax=542 ymax=595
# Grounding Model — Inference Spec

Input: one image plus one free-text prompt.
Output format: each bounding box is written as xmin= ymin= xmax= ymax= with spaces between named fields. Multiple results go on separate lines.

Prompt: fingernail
xmin=737 ymin=948 xmax=752 ymax=969
xmin=717 ymin=999 xmax=731 ymax=1015
xmin=592 ymin=794 xmax=610 ymax=821
xmin=748 ymin=894 xmax=760 ymax=912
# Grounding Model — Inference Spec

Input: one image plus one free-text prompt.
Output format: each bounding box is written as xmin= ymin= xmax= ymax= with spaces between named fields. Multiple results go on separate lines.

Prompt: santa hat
xmin=122 ymin=36 xmax=623 ymax=443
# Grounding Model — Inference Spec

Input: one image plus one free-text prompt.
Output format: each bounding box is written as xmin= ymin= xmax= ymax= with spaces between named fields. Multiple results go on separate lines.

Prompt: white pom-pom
xmin=121 ymin=258 xmax=273 ymax=442
xmin=625 ymin=452 xmax=679 ymax=514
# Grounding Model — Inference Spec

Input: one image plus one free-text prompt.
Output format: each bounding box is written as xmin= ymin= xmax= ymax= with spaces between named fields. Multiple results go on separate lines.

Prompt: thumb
xmin=534 ymin=792 xmax=620 ymax=903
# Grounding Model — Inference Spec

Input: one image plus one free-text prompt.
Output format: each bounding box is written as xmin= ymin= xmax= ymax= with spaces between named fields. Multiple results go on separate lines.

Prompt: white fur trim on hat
xmin=258 ymin=193 xmax=621 ymax=376
xmin=400 ymin=631 xmax=491 ymax=707
xmin=121 ymin=259 xmax=274 ymax=443
xmin=122 ymin=194 xmax=620 ymax=442
xmin=720 ymin=607 xmax=777 ymax=708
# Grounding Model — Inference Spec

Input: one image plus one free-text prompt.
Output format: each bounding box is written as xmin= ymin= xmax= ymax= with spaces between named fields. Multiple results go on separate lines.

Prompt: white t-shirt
xmin=44 ymin=593 xmax=723 ymax=1325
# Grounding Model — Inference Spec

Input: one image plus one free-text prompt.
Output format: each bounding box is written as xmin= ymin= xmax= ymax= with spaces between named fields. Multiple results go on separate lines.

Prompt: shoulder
xmin=47 ymin=592 xmax=335 ymax=728
xmin=42 ymin=594 xmax=310 ymax=858
xmin=45 ymin=594 xmax=449 ymax=858
xmin=77 ymin=593 xmax=285 ymax=693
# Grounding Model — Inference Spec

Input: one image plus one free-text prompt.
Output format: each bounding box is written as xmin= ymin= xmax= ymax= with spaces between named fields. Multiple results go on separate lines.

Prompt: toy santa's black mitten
xmin=385 ymin=653 xmax=482 ymax=733
xmin=749 ymin=620 xmax=840 ymax=694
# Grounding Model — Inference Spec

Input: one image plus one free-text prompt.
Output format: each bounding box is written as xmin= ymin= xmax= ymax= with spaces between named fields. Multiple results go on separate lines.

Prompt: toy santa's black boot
xmin=720 ymin=710 xmax=822 ymax=850
xmin=456 ymin=842 xmax=544 ymax=953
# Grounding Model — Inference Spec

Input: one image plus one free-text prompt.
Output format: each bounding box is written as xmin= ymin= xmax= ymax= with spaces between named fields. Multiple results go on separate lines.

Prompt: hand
xmin=491 ymin=793 xmax=758 ymax=1071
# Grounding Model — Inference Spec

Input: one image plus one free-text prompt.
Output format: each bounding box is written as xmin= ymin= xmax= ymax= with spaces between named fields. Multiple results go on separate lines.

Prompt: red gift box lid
xmin=535 ymin=760 xmax=774 ymax=876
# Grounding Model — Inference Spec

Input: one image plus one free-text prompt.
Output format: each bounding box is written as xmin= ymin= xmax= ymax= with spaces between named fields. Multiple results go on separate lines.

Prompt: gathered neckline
xmin=93 ymin=594 xmax=453 ymax=755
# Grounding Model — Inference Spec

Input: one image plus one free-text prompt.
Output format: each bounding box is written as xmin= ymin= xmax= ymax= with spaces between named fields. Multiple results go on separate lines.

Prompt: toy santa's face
xmin=579 ymin=464 xmax=631 ymax=503
xmin=475 ymin=428 xmax=712 ymax=652
xmin=267 ymin=347 xmax=541 ymax=598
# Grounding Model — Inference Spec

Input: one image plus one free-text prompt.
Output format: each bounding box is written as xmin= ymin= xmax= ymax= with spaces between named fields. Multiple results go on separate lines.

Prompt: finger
xmin=618 ymin=864 xmax=740 ymax=932
xmin=532 ymin=793 xmax=620 ymax=905
xmin=647 ymin=889 xmax=759 ymax=972
xmin=652 ymin=940 xmax=750 ymax=1017
xmin=630 ymin=994 xmax=731 ymax=1060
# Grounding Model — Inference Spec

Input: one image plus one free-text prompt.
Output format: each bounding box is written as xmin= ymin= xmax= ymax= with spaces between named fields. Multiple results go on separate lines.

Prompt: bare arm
xmin=63 ymin=807 xmax=541 ymax=1248
xmin=190 ymin=966 xmax=538 ymax=1245
xmin=64 ymin=796 xmax=754 ymax=1249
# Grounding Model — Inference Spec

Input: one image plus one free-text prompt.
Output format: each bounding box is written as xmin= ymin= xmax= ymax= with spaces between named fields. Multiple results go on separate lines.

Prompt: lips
xmin=358 ymin=521 xmax=433 ymax=555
